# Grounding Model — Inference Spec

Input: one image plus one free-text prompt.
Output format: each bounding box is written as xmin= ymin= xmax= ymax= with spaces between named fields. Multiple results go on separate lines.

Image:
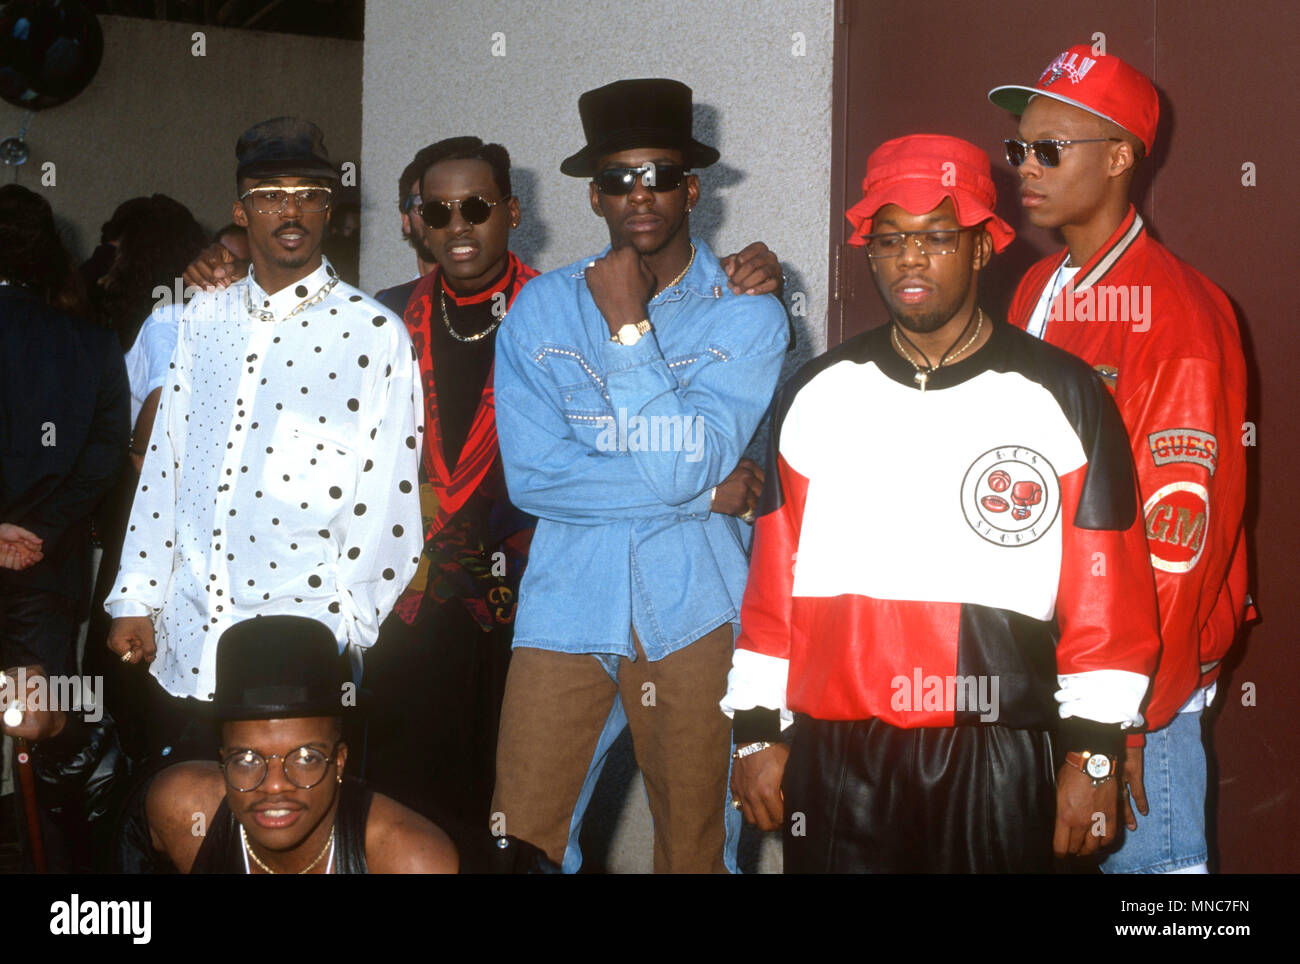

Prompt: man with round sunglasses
xmin=492 ymin=78 xmax=790 ymax=873
xmin=990 ymin=46 xmax=1253 ymax=875
xmin=724 ymin=133 xmax=1161 ymax=872
xmin=137 ymin=616 xmax=456 ymax=873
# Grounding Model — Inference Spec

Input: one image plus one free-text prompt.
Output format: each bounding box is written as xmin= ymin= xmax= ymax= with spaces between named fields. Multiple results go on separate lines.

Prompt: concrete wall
xmin=361 ymin=0 xmax=833 ymax=364
xmin=361 ymin=0 xmax=835 ymax=873
xmin=0 ymin=14 xmax=361 ymax=260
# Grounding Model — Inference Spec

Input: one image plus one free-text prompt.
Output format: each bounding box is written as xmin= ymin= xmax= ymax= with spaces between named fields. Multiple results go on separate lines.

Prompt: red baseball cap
xmin=988 ymin=45 xmax=1158 ymax=154
xmin=845 ymin=134 xmax=1014 ymax=252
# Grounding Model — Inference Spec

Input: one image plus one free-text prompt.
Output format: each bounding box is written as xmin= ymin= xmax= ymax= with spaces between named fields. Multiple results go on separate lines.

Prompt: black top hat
xmin=212 ymin=616 xmax=355 ymax=721
xmin=560 ymin=78 xmax=719 ymax=178
xmin=236 ymin=116 xmax=339 ymax=182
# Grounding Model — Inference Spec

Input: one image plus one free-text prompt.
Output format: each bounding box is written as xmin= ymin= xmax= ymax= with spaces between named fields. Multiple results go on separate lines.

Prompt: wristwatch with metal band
xmin=611 ymin=319 xmax=652 ymax=346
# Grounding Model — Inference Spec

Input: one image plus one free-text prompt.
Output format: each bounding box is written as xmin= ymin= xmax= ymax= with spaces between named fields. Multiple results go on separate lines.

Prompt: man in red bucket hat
xmin=723 ymin=133 xmax=1161 ymax=872
xmin=991 ymin=45 xmax=1254 ymax=875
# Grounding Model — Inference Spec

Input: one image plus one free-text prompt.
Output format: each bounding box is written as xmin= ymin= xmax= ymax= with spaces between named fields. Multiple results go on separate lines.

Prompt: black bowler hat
xmin=212 ymin=616 xmax=356 ymax=721
xmin=236 ymin=116 xmax=339 ymax=182
xmin=560 ymin=78 xmax=720 ymax=177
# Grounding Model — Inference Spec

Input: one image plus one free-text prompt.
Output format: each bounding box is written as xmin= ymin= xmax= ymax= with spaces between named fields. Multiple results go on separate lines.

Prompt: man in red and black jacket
xmin=724 ymin=135 xmax=1162 ymax=873
xmin=990 ymin=46 xmax=1254 ymax=874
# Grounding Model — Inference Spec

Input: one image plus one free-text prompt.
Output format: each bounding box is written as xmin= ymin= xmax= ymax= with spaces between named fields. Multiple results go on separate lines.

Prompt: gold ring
xmin=731 ymin=798 xmax=742 ymax=810
xmin=120 ymin=651 xmax=133 ymax=663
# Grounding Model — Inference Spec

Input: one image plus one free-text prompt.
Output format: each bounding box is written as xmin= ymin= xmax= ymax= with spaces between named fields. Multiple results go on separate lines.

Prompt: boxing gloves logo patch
xmin=961 ymin=446 xmax=1061 ymax=546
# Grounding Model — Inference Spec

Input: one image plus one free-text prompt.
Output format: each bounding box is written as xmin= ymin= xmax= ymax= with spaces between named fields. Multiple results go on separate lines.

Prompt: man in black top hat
xmin=491 ymin=78 xmax=788 ymax=872
xmin=141 ymin=615 xmax=456 ymax=873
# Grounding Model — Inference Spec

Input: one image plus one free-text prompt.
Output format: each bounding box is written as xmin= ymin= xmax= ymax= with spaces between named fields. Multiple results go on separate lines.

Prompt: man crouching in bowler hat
xmin=141 ymin=616 xmax=456 ymax=873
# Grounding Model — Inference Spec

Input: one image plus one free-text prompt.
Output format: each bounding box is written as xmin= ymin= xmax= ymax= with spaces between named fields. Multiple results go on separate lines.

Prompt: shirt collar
xmin=1068 ymin=205 xmax=1145 ymax=295
xmin=245 ymin=258 xmax=339 ymax=322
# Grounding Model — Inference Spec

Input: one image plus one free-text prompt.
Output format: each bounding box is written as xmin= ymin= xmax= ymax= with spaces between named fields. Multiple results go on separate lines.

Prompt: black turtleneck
xmin=432 ymin=262 xmax=509 ymax=468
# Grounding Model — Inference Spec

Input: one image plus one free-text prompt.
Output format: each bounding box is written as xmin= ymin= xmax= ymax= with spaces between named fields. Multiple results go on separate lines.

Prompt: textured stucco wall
xmin=1 ymin=15 xmax=361 ymax=260
xmin=361 ymin=0 xmax=834 ymax=874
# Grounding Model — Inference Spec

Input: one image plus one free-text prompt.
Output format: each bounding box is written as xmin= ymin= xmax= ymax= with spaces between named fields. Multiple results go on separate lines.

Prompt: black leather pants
xmin=783 ymin=716 xmax=1056 ymax=873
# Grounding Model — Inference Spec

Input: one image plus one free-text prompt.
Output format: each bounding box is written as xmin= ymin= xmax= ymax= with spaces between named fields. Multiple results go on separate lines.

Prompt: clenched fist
xmin=107 ymin=615 xmax=157 ymax=665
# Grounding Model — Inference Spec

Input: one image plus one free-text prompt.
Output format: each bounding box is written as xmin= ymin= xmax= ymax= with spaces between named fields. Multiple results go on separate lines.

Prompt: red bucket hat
xmin=845 ymin=134 xmax=1014 ymax=252
xmin=988 ymin=45 xmax=1159 ymax=155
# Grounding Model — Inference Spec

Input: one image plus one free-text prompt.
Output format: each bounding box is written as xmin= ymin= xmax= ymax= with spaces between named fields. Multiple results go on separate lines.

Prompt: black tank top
xmin=191 ymin=776 xmax=372 ymax=874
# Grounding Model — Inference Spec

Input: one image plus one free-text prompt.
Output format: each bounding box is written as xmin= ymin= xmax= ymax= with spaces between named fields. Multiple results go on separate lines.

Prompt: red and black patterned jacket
xmin=394 ymin=252 xmax=539 ymax=630
xmin=723 ymin=319 xmax=1161 ymax=754
xmin=1008 ymin=208 xmax=1254 ymax=744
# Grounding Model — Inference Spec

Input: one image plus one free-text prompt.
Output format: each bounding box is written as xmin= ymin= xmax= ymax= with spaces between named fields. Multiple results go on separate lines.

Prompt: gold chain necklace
xmin=891 ymin=307 xmax=985 ymax=392
xmin=241 ymin=823 xmax=334 ymax=874
xmin=244 ymin=274 xmax=339 ymax=324
xmin=440 ymin=289 xmax=504 ymax=343
xmin=652 ymin=244 xmax=696 ymax=300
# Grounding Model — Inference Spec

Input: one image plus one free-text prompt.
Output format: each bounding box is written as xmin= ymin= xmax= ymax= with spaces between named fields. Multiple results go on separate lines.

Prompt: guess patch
xmin=1148 ymin=428 xmax=1218 ymax=476
xmin=1143 ymin=481 xmax=1210 ymax=573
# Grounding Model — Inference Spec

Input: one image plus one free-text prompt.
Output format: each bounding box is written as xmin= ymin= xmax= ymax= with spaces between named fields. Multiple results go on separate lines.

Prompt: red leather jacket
xmin=1008 ymin=207 xmax=1254 ymax=744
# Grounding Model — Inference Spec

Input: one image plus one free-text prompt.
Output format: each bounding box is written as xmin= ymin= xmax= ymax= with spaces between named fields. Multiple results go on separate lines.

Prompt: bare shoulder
xmin=364 ymin=791 xmax=459 ymax=874
xmin=145 ymin=761 xmax=225 ymax=872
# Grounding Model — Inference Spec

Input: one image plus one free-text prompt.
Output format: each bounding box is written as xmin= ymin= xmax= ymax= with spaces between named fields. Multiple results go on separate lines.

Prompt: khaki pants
xmin=492 ymin=625 xmax=734 ymax=873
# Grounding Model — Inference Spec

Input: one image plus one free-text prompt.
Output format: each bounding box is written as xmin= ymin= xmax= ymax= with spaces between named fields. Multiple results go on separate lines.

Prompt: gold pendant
xmin=915 ymin=371 xmax=928 ymax=391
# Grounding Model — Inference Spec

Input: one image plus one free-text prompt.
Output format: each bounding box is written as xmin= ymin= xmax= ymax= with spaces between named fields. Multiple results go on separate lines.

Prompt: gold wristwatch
xmin=611 ymin=319 xmax=653 ymax=346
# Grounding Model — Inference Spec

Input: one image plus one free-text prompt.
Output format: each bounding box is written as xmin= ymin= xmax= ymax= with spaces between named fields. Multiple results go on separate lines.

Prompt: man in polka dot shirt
xmin=106 ymin=118 xmax=424 ymax=753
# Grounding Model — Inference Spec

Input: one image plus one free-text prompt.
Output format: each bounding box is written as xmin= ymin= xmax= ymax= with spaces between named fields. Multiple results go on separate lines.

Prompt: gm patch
xmin=1148 ymin=428 xmax=1217 ymax=476
xmin=1144 ymin=481 xmax=1209 ymax=573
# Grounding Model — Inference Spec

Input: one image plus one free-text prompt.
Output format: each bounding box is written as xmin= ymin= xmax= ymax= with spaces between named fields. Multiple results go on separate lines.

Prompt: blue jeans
xmin=1101 ymin=709 xmax=1208 ymax=874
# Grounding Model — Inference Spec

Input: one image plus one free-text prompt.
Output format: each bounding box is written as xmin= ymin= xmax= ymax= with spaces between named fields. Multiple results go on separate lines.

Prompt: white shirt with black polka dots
xmin=107 ymin=259 xmax=424 ymax=700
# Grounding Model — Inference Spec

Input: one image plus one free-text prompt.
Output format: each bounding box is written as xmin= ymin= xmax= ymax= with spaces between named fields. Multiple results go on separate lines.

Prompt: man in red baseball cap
xmin=724 ymin=134 xmax=1161 ymax=872
xmin=990 ymin=46 xmax=1255 ymax=874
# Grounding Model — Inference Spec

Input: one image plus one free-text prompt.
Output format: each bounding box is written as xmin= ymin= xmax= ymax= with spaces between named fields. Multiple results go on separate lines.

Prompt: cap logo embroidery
xmin=1040 ymin=51 xmax=1097 ymax=87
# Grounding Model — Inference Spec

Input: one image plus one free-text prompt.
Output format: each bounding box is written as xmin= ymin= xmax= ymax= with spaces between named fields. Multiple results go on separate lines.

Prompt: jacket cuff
xmin=733 ymin=706 xmax=782 ymax=744
xmin=1125 ymin=730 xmax=1147 ymax=749
xmin=1059 ymin=717 xmax=1124 ymax=757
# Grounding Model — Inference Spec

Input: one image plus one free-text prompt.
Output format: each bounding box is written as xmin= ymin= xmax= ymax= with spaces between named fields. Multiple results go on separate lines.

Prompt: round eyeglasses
xmin=219 ymin=740 xmax=341 ymax=792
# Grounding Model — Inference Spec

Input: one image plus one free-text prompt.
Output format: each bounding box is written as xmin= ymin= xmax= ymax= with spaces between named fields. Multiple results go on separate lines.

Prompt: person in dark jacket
xmin=0 ymin=183 xmax=131 ymax=871
xmin=0 ymin=183 xmax=129 ymax=677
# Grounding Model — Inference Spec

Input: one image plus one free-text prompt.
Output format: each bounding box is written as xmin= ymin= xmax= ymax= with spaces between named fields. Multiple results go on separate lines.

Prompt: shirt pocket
xmin=664 ymin=351 xmax=707 ymax=389
xmin=260 ymin=423 xmax=359 ymax=522
xmin=543 ymin=349 xmax=612 ymax=425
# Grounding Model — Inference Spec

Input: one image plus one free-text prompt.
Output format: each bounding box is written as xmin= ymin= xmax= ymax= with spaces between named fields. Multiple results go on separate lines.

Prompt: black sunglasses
xmin=418 ymin=195 xmax=512 ymax=229
xmin=592 ymin=163 xmax=687 ymax=196
xmin=1003 ymin=137 xmax=1122 ymax=168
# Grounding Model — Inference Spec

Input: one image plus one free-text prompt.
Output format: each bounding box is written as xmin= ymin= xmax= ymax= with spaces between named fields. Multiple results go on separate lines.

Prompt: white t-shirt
xmin=1025 ymin=262 xmax=1080 ymax=340
xmin=123 ymin=302 xmax=182 ymax=427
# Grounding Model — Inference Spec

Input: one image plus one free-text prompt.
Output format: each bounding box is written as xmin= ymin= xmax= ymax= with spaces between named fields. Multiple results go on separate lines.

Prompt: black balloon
xmin=0 ymin=0 xmax=102 ymax=111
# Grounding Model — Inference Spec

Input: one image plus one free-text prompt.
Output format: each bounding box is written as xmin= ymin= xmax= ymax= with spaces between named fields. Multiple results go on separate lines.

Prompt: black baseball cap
xmin=236 ymin=116 xmax=339 ymax=182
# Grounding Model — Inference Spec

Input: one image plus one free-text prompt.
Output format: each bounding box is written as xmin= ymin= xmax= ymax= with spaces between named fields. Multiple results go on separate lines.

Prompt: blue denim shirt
xmin=495 ymin=239 xmax=789 ymax=660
